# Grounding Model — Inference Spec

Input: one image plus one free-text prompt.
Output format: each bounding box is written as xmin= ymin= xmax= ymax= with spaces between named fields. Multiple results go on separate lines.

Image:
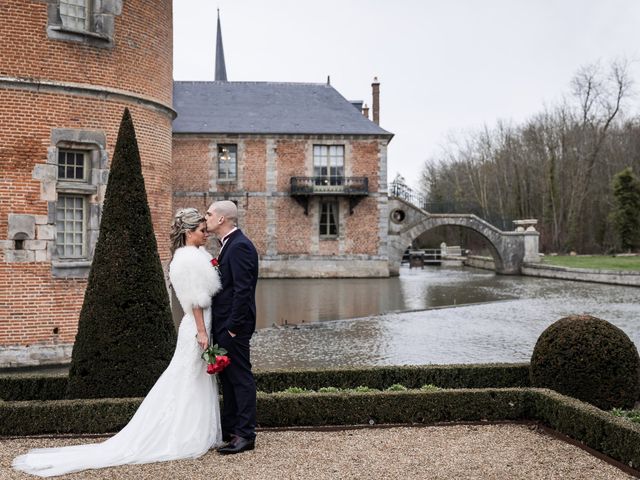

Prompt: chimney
xmin=362 ymin=103 xmax=369 ymax=119
xmin=371 ymin=77 xmax=380 ymax=125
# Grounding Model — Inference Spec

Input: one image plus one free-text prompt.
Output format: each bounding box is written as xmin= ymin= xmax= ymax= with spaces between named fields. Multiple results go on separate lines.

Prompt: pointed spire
xmin=215 ymin=9 xmax=228 ymax=82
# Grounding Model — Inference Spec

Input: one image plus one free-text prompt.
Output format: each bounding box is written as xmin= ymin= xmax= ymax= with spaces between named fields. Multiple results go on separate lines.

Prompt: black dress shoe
xmin=217 ymin=436 xmax=255 ymax=455
xmin=222 ymin=433 xmax=237 ymax=443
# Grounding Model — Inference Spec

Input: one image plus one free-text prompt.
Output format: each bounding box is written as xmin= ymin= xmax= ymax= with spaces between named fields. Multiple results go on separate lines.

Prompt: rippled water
xmin=252 ymin=266 xmax=640 ymax=369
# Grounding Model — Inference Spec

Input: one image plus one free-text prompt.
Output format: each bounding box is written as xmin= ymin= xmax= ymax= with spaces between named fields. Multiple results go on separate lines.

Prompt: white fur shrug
xmin=169 ymin=246 xmax=221 ymax=314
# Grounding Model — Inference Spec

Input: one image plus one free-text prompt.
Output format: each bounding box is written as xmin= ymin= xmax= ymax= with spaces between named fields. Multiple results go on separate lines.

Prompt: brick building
xmin=173 ymin=14 xmax=393 ymax=278
xmin=173 ymin=80 xmax=393 ymax=277
xmin=0 ymin=7 xmax=392 ymax=367
xmin=0 ymin=0 xmax=174 ymax=367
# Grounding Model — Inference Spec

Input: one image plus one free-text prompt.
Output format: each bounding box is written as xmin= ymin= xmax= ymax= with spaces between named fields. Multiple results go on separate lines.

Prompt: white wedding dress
xmin=13 ymin=246 xmax=222 ymax=477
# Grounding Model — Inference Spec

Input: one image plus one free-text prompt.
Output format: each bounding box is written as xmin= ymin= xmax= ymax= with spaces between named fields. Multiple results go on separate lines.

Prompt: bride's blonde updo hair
xmin=170 ymin=208 xmax=206 ymax=255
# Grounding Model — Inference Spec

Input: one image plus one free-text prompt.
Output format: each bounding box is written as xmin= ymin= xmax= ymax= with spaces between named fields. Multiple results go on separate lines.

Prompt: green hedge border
xmin=3 ymin=364 xmax=640 ymax=471
xmin=2 ymin=388 xmax=640 ymax=471
xmin=0 ymin=363 xmax=530 ymax=401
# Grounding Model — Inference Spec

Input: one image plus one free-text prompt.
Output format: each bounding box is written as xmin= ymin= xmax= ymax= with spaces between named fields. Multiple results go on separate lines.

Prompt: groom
xmin=206 ymin=200 xmax=259 ymax=454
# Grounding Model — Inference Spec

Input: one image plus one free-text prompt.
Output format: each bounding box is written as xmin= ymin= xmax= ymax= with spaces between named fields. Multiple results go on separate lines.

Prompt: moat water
xmin=251 ymin=265 xmax=640 ymax=369
xmin=6 ymin=265 xmax=638 ymax=373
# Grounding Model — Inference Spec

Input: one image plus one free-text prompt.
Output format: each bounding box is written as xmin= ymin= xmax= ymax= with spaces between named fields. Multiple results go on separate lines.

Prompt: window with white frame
xmin=56 ymin=194 xmax=86 ymax=258
xmin=218 ymin=144 xmax=237 ymax=181
xmin=59 ymin=0 xmax=89 ymax=31
xmin=313 ymin=145 xmax=344 ymax=186
xmin=55 ymin=148 xmax=92 ymax=260
xmin=319 ymin=201 xmax=338 ymax=237
xmin=48 ymin=129 xmax=105 ymax=277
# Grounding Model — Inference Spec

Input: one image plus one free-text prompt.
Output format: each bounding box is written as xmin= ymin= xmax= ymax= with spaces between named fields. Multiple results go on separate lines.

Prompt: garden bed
xmin=2 ymin=364 xmax=640 ymax=473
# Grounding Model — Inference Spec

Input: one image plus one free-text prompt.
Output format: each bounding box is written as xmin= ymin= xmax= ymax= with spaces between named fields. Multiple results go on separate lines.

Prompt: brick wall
xmin=172 ymin=138 xmax=211 ymax=193
xmin=244 ymin=197 xmax=268 ymax=254
xmin=0 ymin=0 xmax=173 ymax=105
xmin=345 ymin=197 xmax=380 ymax=254
xmin=243 ymin=139 xmax=267 ymax=192
xmin=276 ymin=196 xmax=314 ymax=254
xmin=351 ymin=140 xmax=380 ymax=191
xmin=0 ymin=0 xmax=173 ymax=355
xmin=276 ymin=139 xmax=307 ymax=191
xmin=172 ymin=135 xmax=387 ymax=260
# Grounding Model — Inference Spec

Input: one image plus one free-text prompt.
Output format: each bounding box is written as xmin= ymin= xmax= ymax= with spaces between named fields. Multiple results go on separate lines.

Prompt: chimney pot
xmin=362 ymin=103 xmax=369 ymax=119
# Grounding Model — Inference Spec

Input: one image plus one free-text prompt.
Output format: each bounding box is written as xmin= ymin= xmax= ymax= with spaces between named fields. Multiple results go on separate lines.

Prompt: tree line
xmin=419 ymin=60 xmax=640 ymax=254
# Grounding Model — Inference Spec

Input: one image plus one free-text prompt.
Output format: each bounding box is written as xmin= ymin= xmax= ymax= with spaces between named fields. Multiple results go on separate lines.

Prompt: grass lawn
xmin=541 ymin=255 xmax=640 ymax=271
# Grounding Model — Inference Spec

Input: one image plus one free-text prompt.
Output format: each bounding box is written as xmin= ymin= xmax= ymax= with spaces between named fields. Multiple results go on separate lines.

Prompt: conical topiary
xmin=66 ymin=108 xmax=176 ymax=399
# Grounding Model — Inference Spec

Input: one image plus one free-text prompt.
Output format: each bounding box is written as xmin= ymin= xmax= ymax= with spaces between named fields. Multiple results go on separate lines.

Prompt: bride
xmin=13 ymin=208 xmax=222 ymax=477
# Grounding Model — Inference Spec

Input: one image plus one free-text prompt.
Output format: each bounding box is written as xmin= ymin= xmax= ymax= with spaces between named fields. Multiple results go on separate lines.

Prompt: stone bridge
xmin=387 ymin=197 xmax=540 ymax=275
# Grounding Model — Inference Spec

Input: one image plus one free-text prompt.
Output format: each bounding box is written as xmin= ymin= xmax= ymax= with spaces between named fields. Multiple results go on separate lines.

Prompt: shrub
xmin=66 ymin=109 xmax=176 ymax=399
xmin=254 ymin=363 xmax=530 ymax=393
xmin=611 ymin=408 xmax=640 ymax=424
xmin=530 ymin=315 xmax=640 ymax=410
xmin=353 ymin=386 xmax=378 ymax=393
xmin=0 ymin=373 xmax=67 ymax=401
xmin=1 ymin=364 xmax=530 ymax=401
xmin=386 ymin=384 xmax=408 ymax=391
xmin=318 ymin=387 xmax=341 ymax=393
xmin=420 ymin=384 xmax=440 ymax=391
xmin=282 ymin=387 xmax=313 ymax=394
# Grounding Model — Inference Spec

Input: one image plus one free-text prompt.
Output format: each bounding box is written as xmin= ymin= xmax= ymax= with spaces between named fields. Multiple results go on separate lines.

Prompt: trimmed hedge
xmin=255 ymin=363 xmax=530 ymax=392
xmin=256 ymin=388 xmax=528 ymax=427
xmin=0 ymin=363 xmax=530 ymax=401
xmin=3 ymin=387 xmax=640 ymax=471
xmin=0 ymin=398 xmax=141 ymax=436
xmin=0 ymin=388 xmax=527 ymax=436
xmin=528 ymin=388 xmax=640 ymax=470
xmin=0 ymin=373 xmax=67 ymax=401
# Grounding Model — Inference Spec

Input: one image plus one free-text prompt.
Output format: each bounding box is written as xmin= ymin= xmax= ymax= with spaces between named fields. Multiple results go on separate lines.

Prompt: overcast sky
xmin=173 ymin=0 xmax=640 ymax=189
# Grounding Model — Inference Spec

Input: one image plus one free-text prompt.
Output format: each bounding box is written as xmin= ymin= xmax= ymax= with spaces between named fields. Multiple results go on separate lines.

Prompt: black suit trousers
xmin=216 ymin=330 xmax=256 ymax=440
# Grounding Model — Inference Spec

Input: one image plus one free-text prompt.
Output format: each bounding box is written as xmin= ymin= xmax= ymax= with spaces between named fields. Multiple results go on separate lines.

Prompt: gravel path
xmin=0 ymin=425 xmax=634 ymax=479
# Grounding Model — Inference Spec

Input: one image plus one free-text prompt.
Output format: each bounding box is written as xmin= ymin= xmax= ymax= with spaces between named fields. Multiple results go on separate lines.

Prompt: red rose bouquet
xmin=201 ymin=343 xmax=230 ymax=375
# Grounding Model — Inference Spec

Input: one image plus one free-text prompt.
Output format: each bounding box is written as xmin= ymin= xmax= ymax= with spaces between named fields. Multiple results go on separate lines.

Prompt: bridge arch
xmin=387 ymin=197 xmax=538 ymax=275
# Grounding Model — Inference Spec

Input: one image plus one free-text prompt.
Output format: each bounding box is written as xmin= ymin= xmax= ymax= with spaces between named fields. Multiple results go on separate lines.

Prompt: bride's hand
xmin=196 ymin=331 xmax=209 ymax=350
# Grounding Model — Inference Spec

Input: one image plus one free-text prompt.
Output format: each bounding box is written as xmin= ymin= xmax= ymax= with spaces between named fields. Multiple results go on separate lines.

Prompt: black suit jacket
xmin=211 ymin=229 xmax=259 ymax=338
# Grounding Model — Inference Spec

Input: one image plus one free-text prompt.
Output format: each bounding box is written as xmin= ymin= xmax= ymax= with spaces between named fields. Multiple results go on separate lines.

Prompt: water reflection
xmin=253 ymin=266 xmax=640 ymax=369
xmin=256 ymin=277 xmax=407 ymax=328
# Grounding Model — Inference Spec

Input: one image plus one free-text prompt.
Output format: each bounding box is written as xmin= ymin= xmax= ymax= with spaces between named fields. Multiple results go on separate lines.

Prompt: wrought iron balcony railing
xmin=290 ymin=176 xmax=368 ymax=196
xmin=290 ymin=176 xmax=369 ymax=214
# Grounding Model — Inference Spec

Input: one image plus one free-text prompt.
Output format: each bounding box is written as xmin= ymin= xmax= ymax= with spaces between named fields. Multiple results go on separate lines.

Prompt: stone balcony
xmin=290 ymin=176 xmax=368 ymax=214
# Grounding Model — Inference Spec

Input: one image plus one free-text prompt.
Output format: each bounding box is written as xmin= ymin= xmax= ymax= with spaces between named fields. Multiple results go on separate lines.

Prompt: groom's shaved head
xmin=211 ymin=201 xmax=237 ymax=222
xmin=206 ymin=200 xmax=238 ymax=237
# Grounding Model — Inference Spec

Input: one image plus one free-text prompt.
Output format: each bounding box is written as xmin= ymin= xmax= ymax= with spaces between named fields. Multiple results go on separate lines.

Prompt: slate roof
xmin=172 ymin=81 xmax=393 ymax=137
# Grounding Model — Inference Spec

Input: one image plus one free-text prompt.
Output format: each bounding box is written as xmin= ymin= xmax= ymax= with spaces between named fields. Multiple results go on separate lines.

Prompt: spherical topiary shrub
xmin=530 ymin=315 xmax=640 ymax=410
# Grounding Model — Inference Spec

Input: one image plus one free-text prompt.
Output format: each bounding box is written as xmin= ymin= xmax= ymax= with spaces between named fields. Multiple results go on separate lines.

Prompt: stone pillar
xmin=524 ymin=231 xmax=540 ymax=263
xmin=514 ymin=219 xmax=541 ymax=263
